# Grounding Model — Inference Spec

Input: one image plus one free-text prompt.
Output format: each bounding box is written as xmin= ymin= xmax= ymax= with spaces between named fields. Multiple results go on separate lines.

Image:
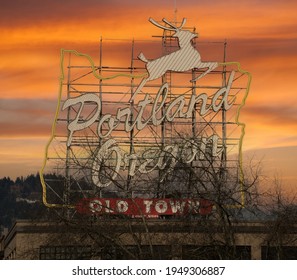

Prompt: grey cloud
xmin=244 ymin=105 xmax=297 ymax=126
xmin=0 ymin=98 xmax=57 ymax=136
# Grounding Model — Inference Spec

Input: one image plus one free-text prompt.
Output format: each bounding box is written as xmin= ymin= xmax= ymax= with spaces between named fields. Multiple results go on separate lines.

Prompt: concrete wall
xmin=3 ymin=220 xmax=297 ymax=260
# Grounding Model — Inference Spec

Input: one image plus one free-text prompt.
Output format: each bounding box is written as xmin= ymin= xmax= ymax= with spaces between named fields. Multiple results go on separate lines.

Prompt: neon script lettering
xmin=63 ymin=71 xmax=235 ymax=147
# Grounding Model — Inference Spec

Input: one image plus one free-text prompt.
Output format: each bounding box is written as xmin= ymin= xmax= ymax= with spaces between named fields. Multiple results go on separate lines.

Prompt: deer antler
xmin=149 ymin=18 xmax=187 ymax=31
xmin=149 ymin=18 xmax=176 ymax=31
xmin=162 ymin=18 xmax=186 ymax=30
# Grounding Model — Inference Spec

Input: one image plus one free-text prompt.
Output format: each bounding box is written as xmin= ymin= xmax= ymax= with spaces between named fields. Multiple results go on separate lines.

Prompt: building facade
xmin=1 ymin=218 xmax=297 ymax=260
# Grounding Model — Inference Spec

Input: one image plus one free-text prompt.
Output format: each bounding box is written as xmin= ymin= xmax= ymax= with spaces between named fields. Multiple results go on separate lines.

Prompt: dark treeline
xmin=0 ymin=174 xmax=58 ymax=230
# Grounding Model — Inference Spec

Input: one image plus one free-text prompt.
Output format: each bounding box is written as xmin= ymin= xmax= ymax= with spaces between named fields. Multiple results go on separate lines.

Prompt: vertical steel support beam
xmin=221 ymin=40 xmax=227 ymax=179
xmin=64 ymin=53 xmax=72 ymax=212
xmin=98 ymin=37 xmax=103 ymax=198
xmin=127 ymin=39 xmax=135 ymax=196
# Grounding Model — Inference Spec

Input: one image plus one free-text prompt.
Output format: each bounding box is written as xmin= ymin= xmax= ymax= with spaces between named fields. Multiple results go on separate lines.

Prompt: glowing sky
xmin=0 ymin=0 xmax=296 ymax=191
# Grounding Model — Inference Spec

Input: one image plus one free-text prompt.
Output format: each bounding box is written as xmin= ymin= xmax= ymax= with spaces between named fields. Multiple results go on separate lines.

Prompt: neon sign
xmin=76 ymin=198 xmax=213 ymax=217
xmin=40 ymin=17 xmax=251 ymax=213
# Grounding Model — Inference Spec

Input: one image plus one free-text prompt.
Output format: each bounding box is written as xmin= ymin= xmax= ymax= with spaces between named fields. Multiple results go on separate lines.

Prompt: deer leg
xmin=129 ymin=78 xmax=147 ymax=102
xmin=191 ymin=62 xmax=218 ymax=82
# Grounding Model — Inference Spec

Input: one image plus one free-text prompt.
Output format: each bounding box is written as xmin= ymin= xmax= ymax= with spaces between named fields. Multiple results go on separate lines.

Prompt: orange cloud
xmin=1 ymin=0 xmax=297 ymax=184
xmin=0 ymin=99 xmax=55 ymax=137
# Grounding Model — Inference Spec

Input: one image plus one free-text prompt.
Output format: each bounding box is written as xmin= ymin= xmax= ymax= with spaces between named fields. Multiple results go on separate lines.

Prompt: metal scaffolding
xmin=41 ymin=20 xmax=250 ymax=209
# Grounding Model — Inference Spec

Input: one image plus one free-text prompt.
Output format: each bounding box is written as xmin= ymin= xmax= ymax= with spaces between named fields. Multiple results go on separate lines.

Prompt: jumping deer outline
xmin=130 ymin=18 xmax=218 ymax=101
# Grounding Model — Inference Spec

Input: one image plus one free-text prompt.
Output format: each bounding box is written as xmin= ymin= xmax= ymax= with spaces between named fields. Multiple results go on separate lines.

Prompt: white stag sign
xmin=40 ymin=16 xmax=251 ymax=209
xmin=131 ymin=18 xmax=218 ymax=101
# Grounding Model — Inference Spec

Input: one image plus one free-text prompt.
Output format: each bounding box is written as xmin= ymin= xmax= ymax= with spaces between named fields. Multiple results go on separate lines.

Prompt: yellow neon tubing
xmin=40 ymin=50 xmax=251 ymax=209
xmin=219 ymin=62 xmax=252 ymax=208
xmin=40 ymin=49 xmax=147 ymax=208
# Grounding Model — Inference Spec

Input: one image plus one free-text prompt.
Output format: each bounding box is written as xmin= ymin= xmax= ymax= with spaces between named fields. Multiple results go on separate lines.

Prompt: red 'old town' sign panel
xmin=76 ymin=198 xmax=213 ymax=217
xmin=40 ymin=16 xmax=251 ymax=213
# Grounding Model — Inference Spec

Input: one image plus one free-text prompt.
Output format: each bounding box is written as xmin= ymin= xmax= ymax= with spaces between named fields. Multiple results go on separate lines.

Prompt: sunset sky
xmin=0 ymin=0 xmax=296 ymax=193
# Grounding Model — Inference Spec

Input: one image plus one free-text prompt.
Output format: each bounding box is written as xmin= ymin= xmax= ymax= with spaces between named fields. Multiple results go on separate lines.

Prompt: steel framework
xmin=40 ymin=20 xmax=251 ymax=210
